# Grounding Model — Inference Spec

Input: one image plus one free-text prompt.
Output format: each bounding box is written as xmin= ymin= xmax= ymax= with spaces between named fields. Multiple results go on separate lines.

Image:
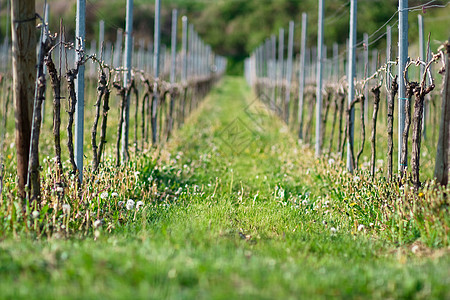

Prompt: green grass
xmin=0 ymin=77 xmax=449 ymax=299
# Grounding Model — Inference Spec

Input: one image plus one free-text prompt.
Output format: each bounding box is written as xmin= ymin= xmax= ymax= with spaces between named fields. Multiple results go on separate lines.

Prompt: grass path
xmin=0 ymin=77 xmax=448 ymax=299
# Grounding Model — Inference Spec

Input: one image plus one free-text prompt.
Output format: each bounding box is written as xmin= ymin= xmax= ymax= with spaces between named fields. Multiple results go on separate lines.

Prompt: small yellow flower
xmin=418 ymin=192 xmax=424 ymax=198
xmin=7 ymin=154 xmax=11 ymax=159
xmin=350 ymin=202 xmax=357 ymax=207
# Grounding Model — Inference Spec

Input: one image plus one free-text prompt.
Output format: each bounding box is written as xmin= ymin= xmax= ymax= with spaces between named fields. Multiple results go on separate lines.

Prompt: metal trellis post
xmin=315 ymin=0 xmax=324 ymax=156
xmin=75 ymin=0 xmax=86 ymax=182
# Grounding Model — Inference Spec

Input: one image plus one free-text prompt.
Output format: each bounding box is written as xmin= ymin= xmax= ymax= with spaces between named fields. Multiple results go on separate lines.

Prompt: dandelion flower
xmin=32 ymin=211 xmax=40 ymax=219
xmin=126 ymin=199 xmax=135 ymax=210
xmin=93 ymin=219 xmax=102 ymax=228
xmin=100 ymin=192 xmax=108 ymax=199
xmin=136 ymin=201 xmax=144 ymax=210
xmin=62 ymin=204 xmax=71 ymax=214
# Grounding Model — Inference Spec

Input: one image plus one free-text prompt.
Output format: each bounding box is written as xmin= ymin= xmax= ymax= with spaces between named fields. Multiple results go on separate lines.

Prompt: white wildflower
xmin=118 ymin=201 xmax=125 ymax=207
xmin=32 ymin=211 xmax=40 ymax=219
xmin=62 ymin=204 xmax=71 ymax=214
xmin=100 ymin=192 xmax=108 ymax=199
xmin=358 ymin=224 xmax=365 ymax=232
xmin=126 ymin=199 xmax=135 ymax=210
xmin=302 ymin=199 xmax=308 ymax=206
xmin=369 ymin=222 xmax=374 ymax=227
xmin=111 ymin=192 xmax=119 ymax=198
xmin=136 ymin=201 xmax=144 ymax=210
xmin=353 ymin=176 xmax=361 ymax=183
xmin=93 ymin=219 xmax=102 ymax=228
xmin=330 ymin=227 xmax=337 ymax=234
xmin=323 ymin=200 xmax=330 ymax=208
xmin=56 ymin=186 xmax=64 ymax=193
xmin=328 ymin=158 xmax=335 ymax=165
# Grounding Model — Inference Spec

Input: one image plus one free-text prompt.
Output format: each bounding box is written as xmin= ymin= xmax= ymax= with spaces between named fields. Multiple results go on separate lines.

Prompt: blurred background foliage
xmin=1 ymin=0 xmax=449 ymax=74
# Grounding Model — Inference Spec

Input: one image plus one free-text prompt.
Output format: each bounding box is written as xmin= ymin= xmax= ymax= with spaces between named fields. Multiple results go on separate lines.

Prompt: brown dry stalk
xmin=387 ymin=76 xmax=398 ymax=180
xmin=28 ymin=37 xmax=53 ymax=203
xmin=355 ymin=95 xmax=366 ymax=169
xmin=97 ymin=85 xmax=110 ymax=167
xmin=179 ymin=87 xmax=187 ymax=128
xmin=328 ymin=91 xmax=339 ymax=154
xmin=133 ymin=84 xmax=139 ymax=152
xmin=337 ymin=91 xmax=346 ymax=156
xmin=141 ymin=92 xmax=150 ymax=150
xmin=166 ymin=88 xmax=178 ymax=141
xmin=411 ymin=83 xmax=434 ymax=189
xmin=304 ymin=93 xmax=316 ymax=144
xmin=320 ymin=89 xmax=332 ymax=151
xmin=0 ymin=85 xmax=11 ymax=195
xmin=345 ymin=96 xmax=362 ymax=170
xmin=44 ymin=51 xmax=63 ymax=176
xmin=114 ymin=82 xmax=127 ymax=166
xmin=66 ymin=68 xmax=79 ymax=175
xmin=400 ymin=82 xmax=417 ymax=176
xmin=91 ymin=70 xmax=107 ymax=172
xmin=370 ymin=85 xmax=381 ymax=177
xmin=151 ymin=82 xmax=159 ymax=146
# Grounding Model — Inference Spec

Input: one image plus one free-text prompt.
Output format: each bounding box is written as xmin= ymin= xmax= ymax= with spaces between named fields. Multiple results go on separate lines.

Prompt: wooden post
xmin=11 ymin=0 xmax=36 ymax=199
xmin=41 ymin=3 xmax=49 ymax=125
xmin=434 ymin=40 xmax=450 ymax=186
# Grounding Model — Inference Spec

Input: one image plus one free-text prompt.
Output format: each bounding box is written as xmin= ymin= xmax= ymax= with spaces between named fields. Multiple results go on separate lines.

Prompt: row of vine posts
xmin=245 ymin=1 xmax=449 ymax=190
xmin=3 ymin=1 xmax=226 ymax=208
